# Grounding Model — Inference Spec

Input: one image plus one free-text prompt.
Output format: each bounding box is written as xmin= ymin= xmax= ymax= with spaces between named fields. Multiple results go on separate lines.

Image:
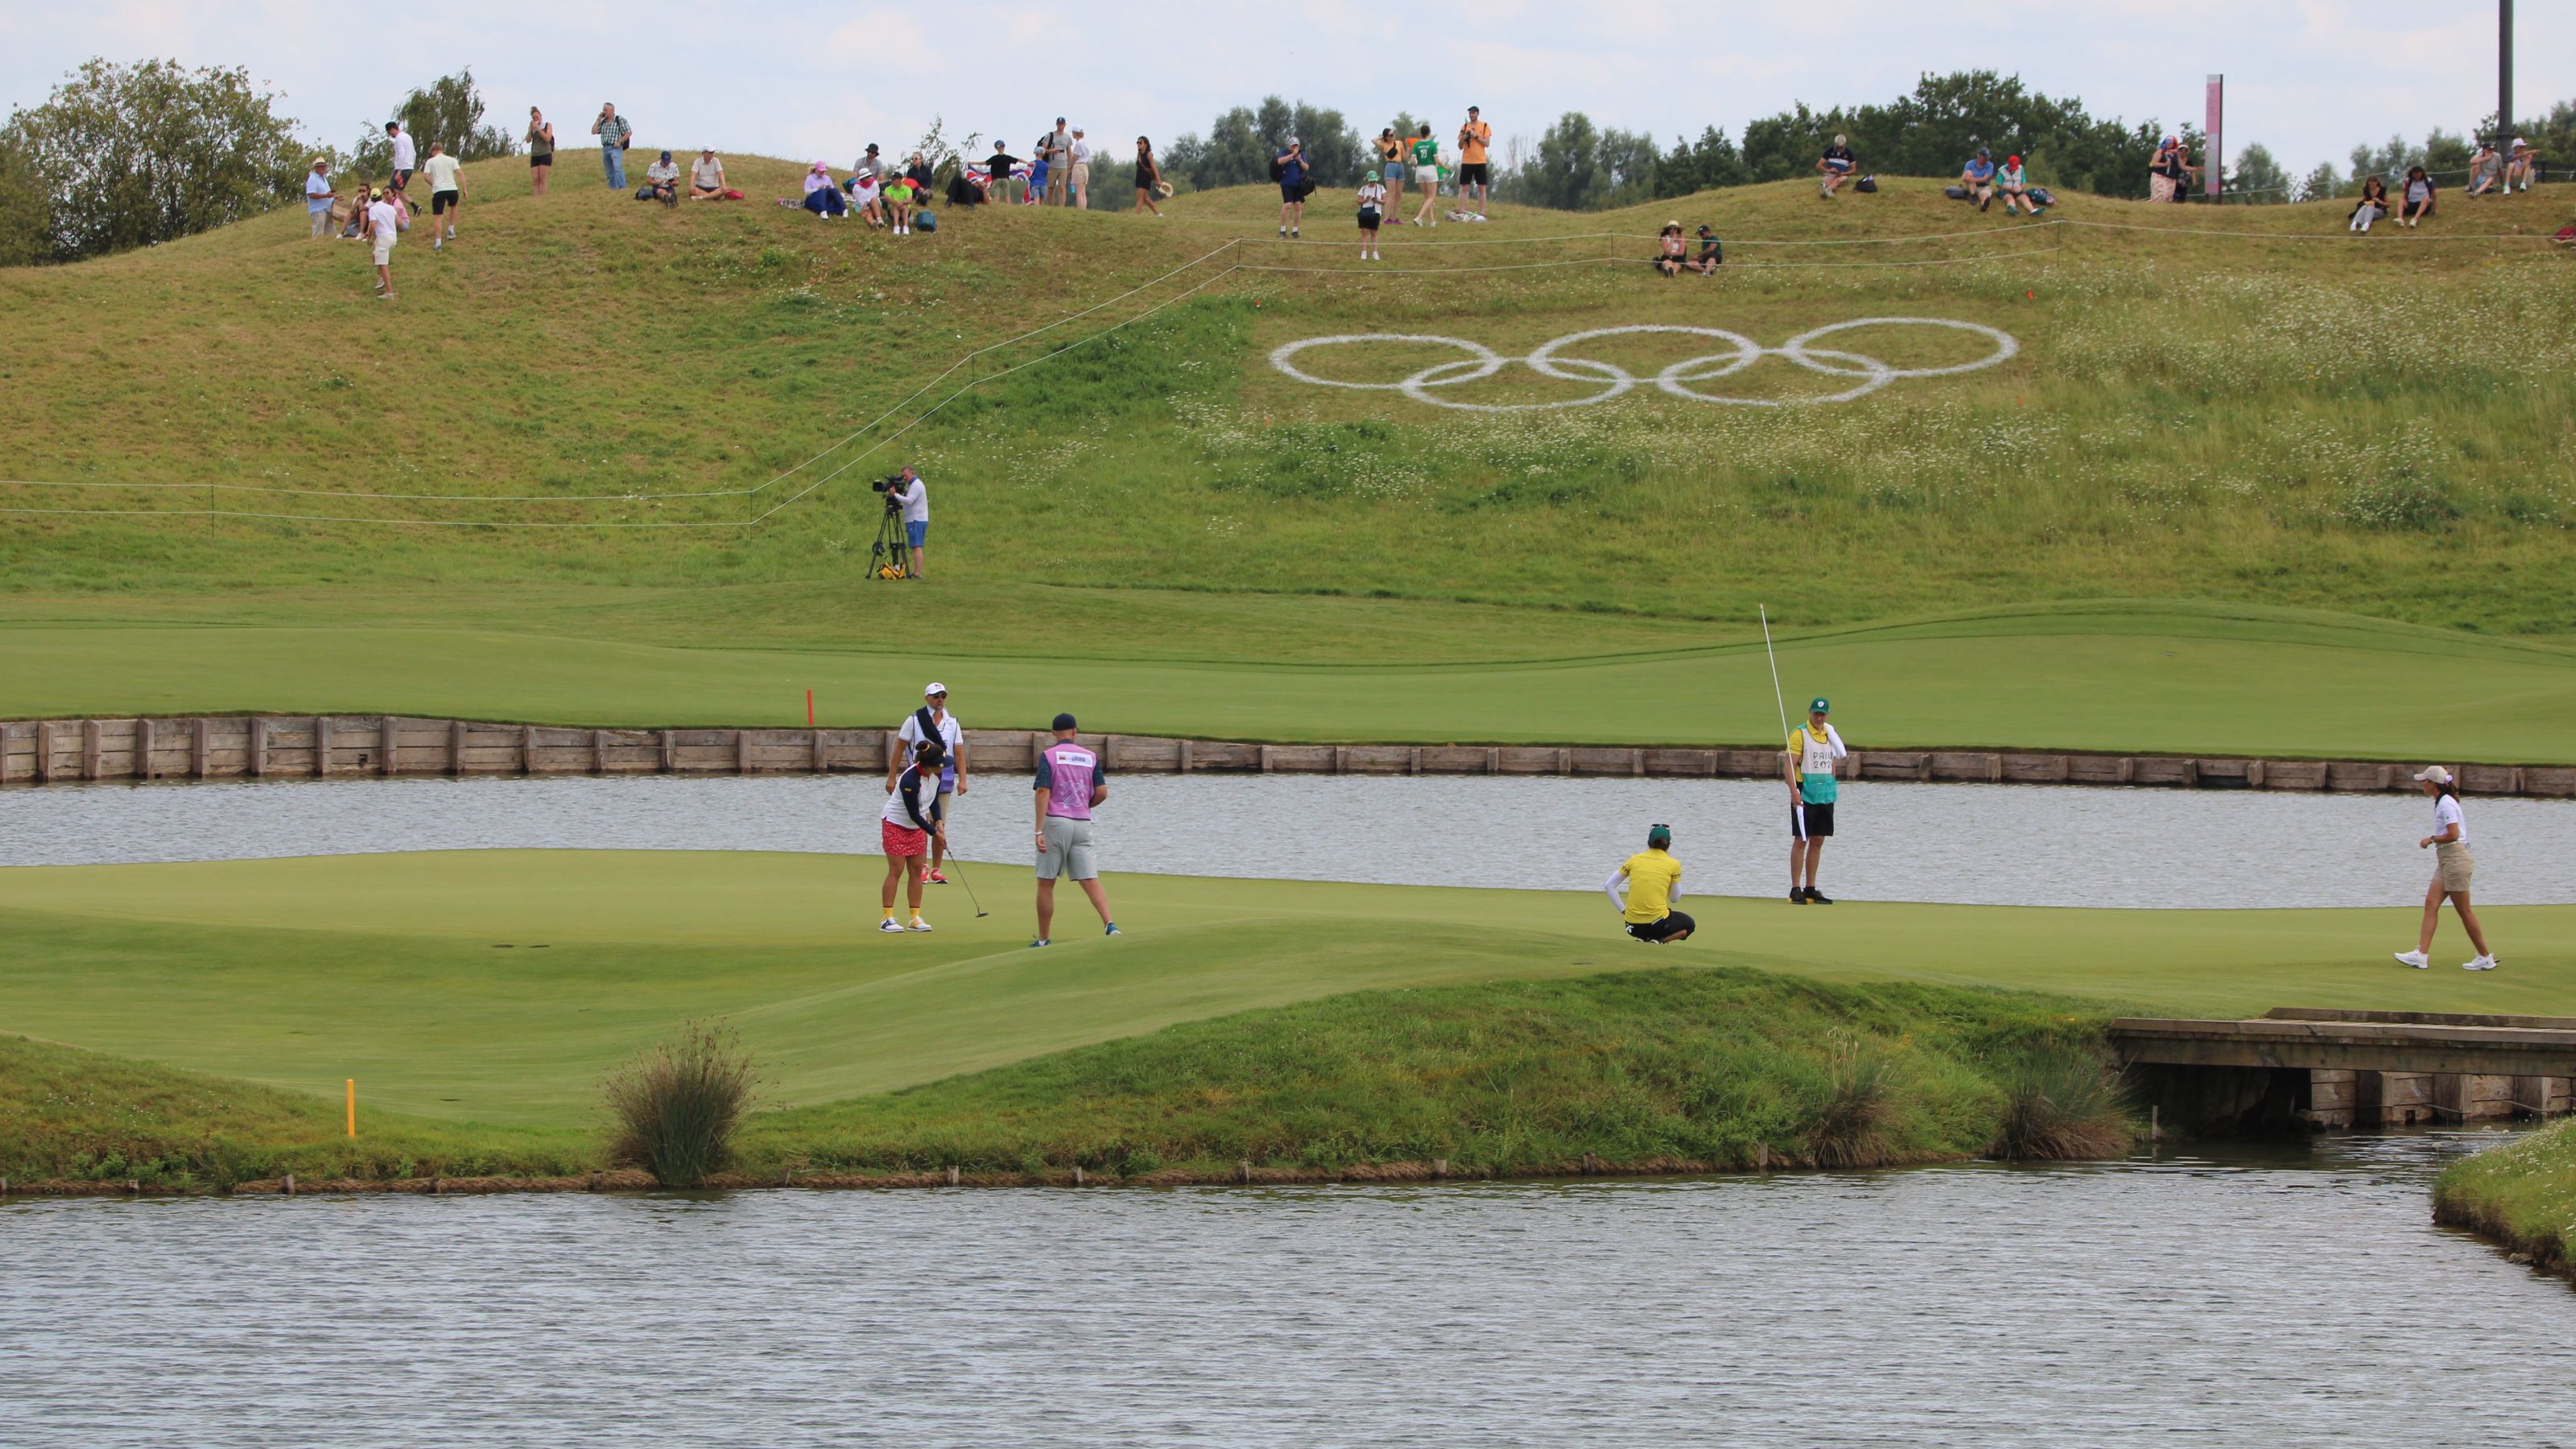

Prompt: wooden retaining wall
xmin=1 ymin=716 xmax=2569 ymax=795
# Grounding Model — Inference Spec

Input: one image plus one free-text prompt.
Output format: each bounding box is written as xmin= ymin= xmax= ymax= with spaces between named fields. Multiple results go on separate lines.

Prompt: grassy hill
xmin=0 ymin=159 xmax=2571 ymax=753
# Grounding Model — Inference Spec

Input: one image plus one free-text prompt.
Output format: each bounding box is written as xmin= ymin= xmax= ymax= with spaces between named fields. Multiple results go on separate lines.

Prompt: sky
xmin=1 ymin=1 xmax=2563 ymax=180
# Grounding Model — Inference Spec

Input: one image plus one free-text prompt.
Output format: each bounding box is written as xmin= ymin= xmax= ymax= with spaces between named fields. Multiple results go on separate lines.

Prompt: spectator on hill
xmin=526 ymin=108 xmax=556 ymax=196
xmin=904 ymin=151 xmax=935 ymax=198
xmin=884 ymin=171 xmax=918 ymax=234
xmin=1356 ymin=171 xmax=1387 ymax=260
xmin=1691 ymin=224 xmax=1723 ymax=273
xmin=1653 ymin=221 xmax=1687 ymax=276
xmin=1409 ymin=124 xmax=1441 ymax=227
xmin=1275 ymin=136 xmax=1311 ymax=238
xmin=641 ymin=150 xmax=680 ymax=206
xmin=2504 ymin=138 xmax=2537 ymax=192
xmin=2466 ymin=139 xmax=2504 ymax=197
xmin=419 ymin=140 xmax=465 ymax=249
xmin=1996 ymin=154 xmax=2044 ymax=217
xmin=305 ymin=157 xmax=335 ymax=240
xmin=2399 ymin=165 xmax=2436 ymax=227
xmin=1133 ymin=136 xmax=1166 ymax=216
xmin=1377 ymin=126 xmax=1406 ymax=214
xmin=1027 ymin=134 xmax=1053 ymax=208
xmin=363 ymin=187 xmax=399 ymax=300
xmin=386 ymin=121 xmax=416 ymax=196
xmin=1960 ymin=147 xmax=1997 ymax=211
xmin=1045 ymin=118 xmax=1072 ymax=204
xmin=1456 ymin=105 xmax=1492 ymax=221
xmin=852 ymin=143 xmax=886 ymax=191
xmin=986 ymin=140 xmax=1020 ymax=204
xmin=1818 ymin=134 xmax=1856 ymax=198
xmin=1069 ymin=128 xmax=1092 ymax=208
xmin=848 ymin=168 xmax=883 ymax=226
xmin=687 ymin=148 xmax=727 ymax=199
xmin=2147 ymin=135 xmax=2195 ymax=203
xmin=802 ymin=161 xmax=847 ymax=219
xmin=592 ymin=102 xmax=633 ymax=190
xmin=2348 ymin=175 xmax=2391 ymax=232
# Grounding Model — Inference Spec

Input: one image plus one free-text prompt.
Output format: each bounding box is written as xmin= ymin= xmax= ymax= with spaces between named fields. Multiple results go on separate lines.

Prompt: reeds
xmin=1805 ymin=1039 xmax=1904 ymax=1170
xmin=603 ymin=1022 xmax=758 ymax=1188
xmin=1990 ymin=1042 xmax=2133 ymax=1161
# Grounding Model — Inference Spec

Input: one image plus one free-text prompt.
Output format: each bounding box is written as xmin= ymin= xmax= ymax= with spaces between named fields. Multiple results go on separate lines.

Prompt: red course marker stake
xmin=807 ymin=689 xmax=815 ymax=726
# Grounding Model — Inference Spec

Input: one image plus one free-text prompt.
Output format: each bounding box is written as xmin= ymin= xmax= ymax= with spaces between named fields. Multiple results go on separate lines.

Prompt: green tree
xmin=0 ymin=133 xmax=49 ymax=266
xmin=1739 ymin=71 xmax=2159 ymax=198
xmin=1517 ymin=112 xmax=1658 ymax=211
xmin=1654 ymin=126 xmax=1752 ymax=199
xmin=0 ymin=57 xmax=304 ymax=265
xmin=2227 ymin=142 xmax=2290 ymax=203
xmin=2297 ymin=161 xmax=2343 ymax=202
xmin=1163 ymin=96 xmax=1362 ymax=192
xmin=353 ymin=68 xmax=515 ymax=178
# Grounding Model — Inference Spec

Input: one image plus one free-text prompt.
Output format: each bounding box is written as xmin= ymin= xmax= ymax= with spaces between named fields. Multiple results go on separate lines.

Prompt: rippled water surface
xmin=5 ymin=771 xmax=2571 ymax=907
xmin=1 ymin=1133 xmax=2565 ymax=1447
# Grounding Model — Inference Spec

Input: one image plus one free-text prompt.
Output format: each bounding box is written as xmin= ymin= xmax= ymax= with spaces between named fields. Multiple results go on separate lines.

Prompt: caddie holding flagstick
xmin=1787 ymin=696 xmax=1848 ymax=904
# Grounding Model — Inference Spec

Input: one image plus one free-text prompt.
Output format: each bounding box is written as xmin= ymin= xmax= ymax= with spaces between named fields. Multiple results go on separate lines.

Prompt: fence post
xmin=192 ymin=716 xmax=210 ymax=778
xmin=313 ymin=717 xmax=330 ymax=778
xmin=737 ymin=730 xmax=753 ymax=775
xmin=451 ymin=719 xmax=467 ymax=776
xmin=658 ymin=729 xmax=675 ymax=773
xmin=248 ymin=716 xmax=266 ymax=778
xmin=381 ymin=717 xmax=399 ymax=776
xmin=81 ymin=719 xmax=101 ymax=779
xmin=34 ymin=721 xmax=53 ymax=782
xmin=135 ymin=717 xmax=154 ymax=779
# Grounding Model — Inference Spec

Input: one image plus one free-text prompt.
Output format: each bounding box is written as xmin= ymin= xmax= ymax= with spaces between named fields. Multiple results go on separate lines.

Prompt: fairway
xmin=2 ymin=849 xmax=2569 ymax=1129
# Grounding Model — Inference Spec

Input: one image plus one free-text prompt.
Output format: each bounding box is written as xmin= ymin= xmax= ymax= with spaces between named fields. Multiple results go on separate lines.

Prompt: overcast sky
xmin=2 ymin=2 xmax=2561 ymax=178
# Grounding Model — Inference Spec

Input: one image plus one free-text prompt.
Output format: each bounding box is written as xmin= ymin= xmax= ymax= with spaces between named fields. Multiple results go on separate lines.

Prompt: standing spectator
xmin=385 ymin=121 xmax=416 ymax=197
xmin=1069 ymin=128 xmax=1092 ymax=208
xmin=1133 ymin=136 xmax=1165 ymax=216
xmin=2466 ymin=139 xmax=2504 ymax=197
xmin=887 ymin=464 xmax=928 ymax=572
xmin=304 ymin=157 xmax=335 ymax=240
xmin=1818 ymin=134 xmax=1856 ymax=198
xmin=1996 ymin=154 xmax=2044 ymax=217
xmin=687 ymin=148 xmax=727 ymax=200
xmin=2147 ymin=135 xmax=2194 ymax=203
xmin=1044 ymin=118 xmax=1073 ymax=204
xmin=592 ymin=102 xmax=632 ymax=190
xmin=1455 ymin=106 xmax=1492 ymax=221
xmin=363 ymin=187 xmax=399 ymax=299
xmin=2348 ymin=175 xmax=2391 ymax=232
xmin=526 ymin=107 xmax=556 ymax=196
xmin=1275 ymin=136 xmax=1311 ymax=238
xmin=2504 ymin=138 xmax=2537 ymax=193
xmin=1030 ymin=712 xmax=1117 ymax=947
xmin=1376 ymin=126 xmax=1406 ymax=215
xmin=418 ymin=140 xmax=464 ymax=249
xmin=1409 ymin=124 xmax=1441 ymax=227
xmin=2399 ymin=164 xmax=2436 ymax=227
xmin=1960 ymin=147 xmax=1997 ymax=211
xmin=1356 ymin=170 xmax=1387 ymax=260
xmin=641 ymin=150 xmax=680 ymax=206
xmin=986 ymin=140 xmax=1020 ymax=204
xmin=891 ymin=683 xmax=968 ymax=886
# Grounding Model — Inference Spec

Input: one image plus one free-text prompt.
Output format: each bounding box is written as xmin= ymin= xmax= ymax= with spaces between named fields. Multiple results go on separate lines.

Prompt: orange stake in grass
xmin=346 ymin=1078 xmax=356 ymax=1137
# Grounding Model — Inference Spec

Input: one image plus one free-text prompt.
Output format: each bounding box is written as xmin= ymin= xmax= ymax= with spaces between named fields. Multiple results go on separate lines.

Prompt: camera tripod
xmin=868 ymin=495 xmax=911 ymax=580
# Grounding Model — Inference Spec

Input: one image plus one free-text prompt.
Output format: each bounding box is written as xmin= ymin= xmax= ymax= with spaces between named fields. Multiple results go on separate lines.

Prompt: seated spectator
xmin=2504 ymin=138 xmax=2537 ymax=193
xmin=945 ymin=167 xmax=985 ymax=208
xmin=882 ymin=171 xmax=917 ymax=234
xmin=1691 ymin=224 xmax=1722 ymax=272
xmin=687 ymin=148 xmax=728 ymax=200
xmin=1960 ymin=147 xmax=1997 ymax=211
xmin=2399 ymin=165 xmax=2436 ymax=228
xmin=803 ymin=161 xmax=848 ymax=218
xmin=1818 ymin=134 xmax=1856 ymax=199
xmin=2348 ymin=175 xmax=2391 ymax=232
xmin=642 ymin=150 xmax=680 ymax=206
xmin=1653 ymin=221 xmax=1686 ymax=276
xmin=904 ymin=152 xmax=934 ymax=197
xmin=847 ymin=168 xmax=884 ymax=226
xmin=1996 ymin=154 xmax=2046 ymax=217
xmin=2465 ymin=140 xmax=2503 ymax=197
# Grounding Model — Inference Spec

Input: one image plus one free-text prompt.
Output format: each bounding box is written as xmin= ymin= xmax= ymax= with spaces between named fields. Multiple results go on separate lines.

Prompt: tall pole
xmin=2204 ymin=75 xmax=2224 ymax=197
xmin=2499 ymin=0 xmax=2514 ymax=138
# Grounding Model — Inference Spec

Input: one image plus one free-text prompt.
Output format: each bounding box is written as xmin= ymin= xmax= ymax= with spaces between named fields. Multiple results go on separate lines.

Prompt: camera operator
xmin=881 ymin=464 xmax=928 ymax=579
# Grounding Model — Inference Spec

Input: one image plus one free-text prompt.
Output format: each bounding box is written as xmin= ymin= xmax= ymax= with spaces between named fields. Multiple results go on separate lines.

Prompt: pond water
xmin=1 ymin=1132 xmax=2565 ymax=1447
xmin=4 ymin=771 xmax=2570 ymax=908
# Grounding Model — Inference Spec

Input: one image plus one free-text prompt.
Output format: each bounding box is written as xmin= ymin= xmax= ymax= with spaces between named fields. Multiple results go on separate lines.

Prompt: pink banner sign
xmin=2205 ymin=74 xmax=2223 ymax=196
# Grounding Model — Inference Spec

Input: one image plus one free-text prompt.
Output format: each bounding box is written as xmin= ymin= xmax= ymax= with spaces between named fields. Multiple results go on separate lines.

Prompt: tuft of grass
xmin=1803 ymin=1036 xmax=1907 ymax=1170
xmin=1989 ymin=1042 xmax=2136 ymax=1160
xmin=604 ymin=1021 xmax=758 ymax=1188
xmin=2434 ymin=1117 xmax=2576 ymax=1283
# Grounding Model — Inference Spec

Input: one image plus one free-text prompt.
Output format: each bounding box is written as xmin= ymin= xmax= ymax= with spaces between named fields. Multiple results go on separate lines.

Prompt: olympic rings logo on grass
xmin=1267 ymin=318 xmax=2019 ymax=411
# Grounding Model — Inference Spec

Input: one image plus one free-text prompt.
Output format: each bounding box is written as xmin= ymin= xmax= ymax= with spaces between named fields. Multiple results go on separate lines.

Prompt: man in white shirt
xmin=363 ymin=188 xmax=399 ymax=299
xmin=304 ymin=158 xmax=335 ymax=239
xmin=386 ymin=122 xmax=417 ymax=196
xmin=417 ymin=141 xmax=464 ymax=250
xmin=890 ymin=683 xmax=969 ymax=884
xmin=888 ymin=464 xmax=930 ymax=578
xmin=1069 ymin=128 xmax=1092 ymax=208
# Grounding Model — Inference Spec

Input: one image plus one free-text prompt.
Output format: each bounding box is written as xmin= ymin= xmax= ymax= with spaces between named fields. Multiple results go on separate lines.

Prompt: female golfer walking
xmin=2394 ymin=766 xmax=2498 ymax=971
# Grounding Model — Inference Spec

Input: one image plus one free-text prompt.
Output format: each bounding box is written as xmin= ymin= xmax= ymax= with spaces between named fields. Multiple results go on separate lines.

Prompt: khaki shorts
xmin=1070 ymin=163 xmax=1089 ymax=188
xmin=2435 ymin=842 xmax=2475 ymax=894
xmin=1038 ymin=815 xmax=1097 ymax=881
xmin=371 ymin=238 xmax=395 ymax=265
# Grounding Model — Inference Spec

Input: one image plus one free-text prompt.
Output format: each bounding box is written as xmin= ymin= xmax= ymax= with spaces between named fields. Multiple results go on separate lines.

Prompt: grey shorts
xmin=1038 ymin=815 xmax=1097 ymax=881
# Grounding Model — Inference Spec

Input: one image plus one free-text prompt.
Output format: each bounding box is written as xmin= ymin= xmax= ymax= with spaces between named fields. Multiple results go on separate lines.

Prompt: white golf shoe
xmin=2462 ymin=955 xmax=2497 ymax=971
xmin=2393 ymin=950 xmax=2429 ymax=969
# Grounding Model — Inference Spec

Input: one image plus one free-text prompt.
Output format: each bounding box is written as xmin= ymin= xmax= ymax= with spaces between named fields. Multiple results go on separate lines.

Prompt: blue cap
xmin=1051 ymin=712 xmax=1078 ymax=732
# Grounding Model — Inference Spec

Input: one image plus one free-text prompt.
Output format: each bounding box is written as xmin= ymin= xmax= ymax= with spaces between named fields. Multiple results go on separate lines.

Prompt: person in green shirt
xmin=1408 ymin=125 xmax=1443 ymax=229
xmin=1787 ymin=696 xmax=1847 ymax=904
xmin=1605 ymin=824 xmax=1694 ymax=943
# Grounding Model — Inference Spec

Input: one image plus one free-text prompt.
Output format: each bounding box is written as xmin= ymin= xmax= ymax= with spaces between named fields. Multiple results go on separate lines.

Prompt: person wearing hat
xmin=1045 ymin=118 xmax=1073 ymax=205
xmin=1786 ymin=696 xmax=1848 ymax=904
xmin=687 ymin=148 xmax=728 ymax=200
xmin=1690 ymin=224 xmax=1723 ymax=272
xmin=304 ymin=157 xmax=336 ymax=240
xmin=2466 ymin=138 xmax=2504 ymax=197
xmin=1031 ymin=712 xmax=1117 ymax=947
xmin=2395 ymin=766 xmax=2498 ymax=971
xmin=1995 ymin=153 xmax=2043 ymax=217
xmin=2504 ymin=138 xmax=2537 ymax=193
xmin=879 ymin=739 xmax=947 ymax=935
xmin=893 ymin=683 xmax=968 ymax=885
xmin=1455 ymin=106 xmax=1492 ymax=221
xmin=1818 ymin=134 xmax=1856 ymax=198
xmin=641 ymin=150 xmax=680 ymax=207
xmin=1275 ymin=135 xmax=1311 ymax=237
xmin=1068 ymin=127 xmax=1092 ymax=208
xmin=1959 ymin=147 xmax=1997 ymax=212
xmin=1606 ymin=824 xmax=1694 ymax=944
xmin=362 ymin=186 xmax=400 ymax=300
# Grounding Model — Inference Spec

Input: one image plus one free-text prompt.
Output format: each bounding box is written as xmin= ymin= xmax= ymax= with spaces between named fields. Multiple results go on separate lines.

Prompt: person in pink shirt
xmin=1030 ymin=712 xmax=1116 ymax=947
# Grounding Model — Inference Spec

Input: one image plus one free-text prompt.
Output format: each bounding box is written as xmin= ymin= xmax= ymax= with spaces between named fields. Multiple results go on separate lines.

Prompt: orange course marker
xmin=346 ymin=1078 xmax=356 ymax=1137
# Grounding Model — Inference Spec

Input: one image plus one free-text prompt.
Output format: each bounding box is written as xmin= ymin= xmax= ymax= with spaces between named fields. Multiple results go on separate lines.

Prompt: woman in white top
xmin=2395 ymin=766 xmax=2496 ymax=971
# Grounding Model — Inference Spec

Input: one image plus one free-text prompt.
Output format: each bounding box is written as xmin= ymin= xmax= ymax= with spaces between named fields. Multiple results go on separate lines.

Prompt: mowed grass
xmin=0 ymin=167 xmax=2572 ymax=756
xmin=2 ymin=849 xmax=2570 ymax=1131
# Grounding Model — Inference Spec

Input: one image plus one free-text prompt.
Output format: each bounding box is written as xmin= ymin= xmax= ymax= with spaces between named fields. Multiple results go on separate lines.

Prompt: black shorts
xmin=1794 ymin=800 xmax=1835 ymax=839
xmin=1358 ymin=208 xmax=1381 ymax=229
xmin=1627 ymin=911 xmax=1695 ymax=943
xmin=529 ymin=154 xmax=552 ymax=168
xmin=391 ymin=168 xmax=413 ymax=188
xmin=431 ymin=189 xmax=460 ymax=214
xmin=1458 ymin=162 xmax=1489 ymax=186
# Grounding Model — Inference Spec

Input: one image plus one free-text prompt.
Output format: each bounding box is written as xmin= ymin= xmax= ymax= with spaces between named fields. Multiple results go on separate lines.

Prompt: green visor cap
xmin=1647 ymin=824 xmax=1672 ymax=848
xmin=1809 ymin=697 xmax=1831 ymax=713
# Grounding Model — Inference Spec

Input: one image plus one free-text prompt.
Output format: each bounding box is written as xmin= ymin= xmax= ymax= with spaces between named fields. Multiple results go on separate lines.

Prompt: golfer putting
xmin=1031 ymin=712 xmax=1117 ymax=947
xmin=1605 ymin=824 xmax=1693 ymax=943
xmin=1788 ymin=696 xmax=1847 ymax=903
xmin=2394 ymin=766 xmax=2499 ymax=972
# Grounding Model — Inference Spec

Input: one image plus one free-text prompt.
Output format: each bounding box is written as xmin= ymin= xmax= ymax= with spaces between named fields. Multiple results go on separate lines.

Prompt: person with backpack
xmin=891 ymin=683 xmax=968 ymax=886
xmin=878 ymin=740 xmax=947 ymax=935
xmin=1356 ymin=171 xmax=1388 ymax=260
xmin=1274 ymin=136 xmax=1312 ymax=238
xmin=2399 ymin=165 xmax=2437 ymax=228
xmin=591 ymin=102 xmax=632 ymax=191
xmin=1408 ymin=124 xmax=1442 ymax=228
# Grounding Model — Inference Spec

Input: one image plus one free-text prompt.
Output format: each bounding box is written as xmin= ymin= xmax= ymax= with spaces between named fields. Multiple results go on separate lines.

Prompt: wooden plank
xmin=192 ymin=717 xmax=209 ymax=778
xmin=450 ymin=720 xmax=467 ymax=775
xmin=34 ymin=721 xmax=53 ymax=782
xmin=248 ymin=717 xmax=266 ymax=777
xmin=82 ymin=719 xmax=101 ymax=780
xmin=521 ymin=724 xmax=536 ymax=774
xmin=135 ymin=718 xmax=155 ymax=780
xmin=737 ymin=731 xmax=753 ymax=774
xmin=381 ymin=716 xmax=399 ymax=776
xmin=313 ymin=717 xmax=331 ymax=778
xmin=659 ymin=729 xmax=675 ymax=773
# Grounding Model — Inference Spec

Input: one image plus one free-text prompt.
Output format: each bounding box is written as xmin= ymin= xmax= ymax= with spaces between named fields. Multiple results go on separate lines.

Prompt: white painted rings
xmin=1267 ymin=318 xmax=2019 ymax=411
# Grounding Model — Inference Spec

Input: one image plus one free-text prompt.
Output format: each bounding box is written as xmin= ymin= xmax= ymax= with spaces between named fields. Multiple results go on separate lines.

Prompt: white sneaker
xmin=445 ymin=225 xmax=456 ymax=239
xmin=2393 ymin=949 xmax=2429 ymax=969
xmin=878 ymin=918 xmax=906 ymax=934
xmin=2462 ymin=955 xmax=2498 ymax=971
xmin=908 ymin=916 xmax=933 ymax=932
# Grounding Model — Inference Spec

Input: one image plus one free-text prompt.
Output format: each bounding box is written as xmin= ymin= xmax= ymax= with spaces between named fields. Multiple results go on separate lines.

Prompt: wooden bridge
xmin=2110 ymin=1008 xmax=2576 ymax=1131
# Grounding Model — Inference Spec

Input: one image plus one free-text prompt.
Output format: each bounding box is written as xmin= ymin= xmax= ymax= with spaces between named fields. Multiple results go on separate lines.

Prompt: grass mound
xmin=605 ymin=1021 xmax=758 ymax=1187
xmin=2433 ymin=1118 xmax=2576 ymax=1283
xmin=1989 ymin=1042 xmax=2136 ymax=1159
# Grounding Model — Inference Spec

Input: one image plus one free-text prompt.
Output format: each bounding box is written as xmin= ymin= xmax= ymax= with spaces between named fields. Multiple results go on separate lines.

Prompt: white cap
xmin=2512 ymin=137 xmax=2528 ymax=147
xmin=924 ymin=682 xmax=948 ymax=697
xmin=2413 ymin=765 xmax=2453 ymax=785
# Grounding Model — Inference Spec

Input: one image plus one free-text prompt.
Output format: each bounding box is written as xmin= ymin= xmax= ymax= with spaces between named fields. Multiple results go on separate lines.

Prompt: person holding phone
xmin=1276 ymin=136 xmax=1311 ymax=238
xmin=1456 ymin=105 xmax=1492 ymax=221
xmin=592 ymin=101 xmax=632 ymax=190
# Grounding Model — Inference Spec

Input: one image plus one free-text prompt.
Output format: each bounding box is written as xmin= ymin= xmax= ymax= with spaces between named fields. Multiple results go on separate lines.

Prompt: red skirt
xmin=881 ymin=819 xmax=929 ymax=857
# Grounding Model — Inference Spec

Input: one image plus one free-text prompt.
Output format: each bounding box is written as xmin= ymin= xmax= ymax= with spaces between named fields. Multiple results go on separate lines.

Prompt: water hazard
xmin=2 ymin=1132 xmax=2565 ymax=1446
xmin=5 ymin=771 xmax=2572 ymax=908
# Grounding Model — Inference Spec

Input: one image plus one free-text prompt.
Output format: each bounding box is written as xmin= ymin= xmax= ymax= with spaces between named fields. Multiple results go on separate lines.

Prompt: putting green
xmin=2 ymin=849 xmax=2566 ymax=1128
xmin=0 ymin=591 xmax=2568 ymax=761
